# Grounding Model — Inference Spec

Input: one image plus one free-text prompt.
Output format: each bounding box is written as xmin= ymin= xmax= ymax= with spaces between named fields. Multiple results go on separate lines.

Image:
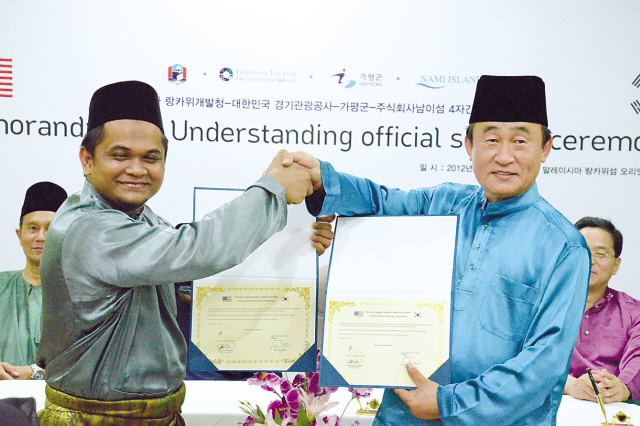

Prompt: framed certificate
xmin=188 ymin=187 xmax=318 ymax=373
xmin=319 ymin=215 xmax=458 ymax=388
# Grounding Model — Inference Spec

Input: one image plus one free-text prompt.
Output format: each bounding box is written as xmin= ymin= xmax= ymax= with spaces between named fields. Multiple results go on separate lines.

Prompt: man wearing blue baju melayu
xmin=295 ymin=76 xmax=591 ymax=425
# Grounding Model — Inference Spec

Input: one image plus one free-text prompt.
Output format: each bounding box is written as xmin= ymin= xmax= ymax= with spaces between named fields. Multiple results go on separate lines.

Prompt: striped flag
xmin=0 ymin=58 xmax=12 ymax=98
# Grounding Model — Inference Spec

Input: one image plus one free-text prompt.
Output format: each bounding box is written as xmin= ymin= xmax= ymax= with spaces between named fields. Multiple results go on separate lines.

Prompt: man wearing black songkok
xmin=35 ymin=80 xmax=329 ymax=426
xmin=288 ymin=75 xmax=591 ymax=425
xmin=0 ymin=182 xmax=67 ymax=381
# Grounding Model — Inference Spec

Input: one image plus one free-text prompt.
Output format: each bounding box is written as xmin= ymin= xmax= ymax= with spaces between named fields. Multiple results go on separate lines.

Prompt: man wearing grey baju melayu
xmin=40 ymin=178 xmax=288 ymax=400
xmin=36 ymin=81 xmax=328 ymax=425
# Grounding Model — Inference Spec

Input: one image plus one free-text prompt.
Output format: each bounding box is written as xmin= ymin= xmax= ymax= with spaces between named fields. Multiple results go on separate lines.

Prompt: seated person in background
xmin=0 ymin=181 xmax=67 ymax=380
xmin=564 ymin=216 xmax=640 ymax=403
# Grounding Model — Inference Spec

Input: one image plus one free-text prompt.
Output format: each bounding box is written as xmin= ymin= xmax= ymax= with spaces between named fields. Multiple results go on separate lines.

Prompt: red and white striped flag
xmin=0 ymin=58 xmax=12 ymax=98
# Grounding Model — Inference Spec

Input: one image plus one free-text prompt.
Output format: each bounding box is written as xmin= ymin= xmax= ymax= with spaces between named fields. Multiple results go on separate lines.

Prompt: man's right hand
xmin=593 ymin=369 xmax=631 ymax=403
xmin=0 ymin=362 xmax=32 ymax=380
xmin=281 ymin=151 xmax=323 ymax=191
xmin=265 ymin=150 xmax=314 ymax=204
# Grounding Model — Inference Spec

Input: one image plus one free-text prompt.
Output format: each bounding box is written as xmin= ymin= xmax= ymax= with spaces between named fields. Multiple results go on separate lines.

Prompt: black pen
xmin=587 ymin=368 xmax=608 ymax=424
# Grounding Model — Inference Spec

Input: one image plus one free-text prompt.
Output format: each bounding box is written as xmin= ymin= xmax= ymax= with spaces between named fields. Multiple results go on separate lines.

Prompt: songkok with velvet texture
xmin=87 ymin=80 xmax=164 ymax=133
xmin=20 ymin=181 xmax=67 ymax=220
xmin=469 ymin=75 xmax=548 ymax=127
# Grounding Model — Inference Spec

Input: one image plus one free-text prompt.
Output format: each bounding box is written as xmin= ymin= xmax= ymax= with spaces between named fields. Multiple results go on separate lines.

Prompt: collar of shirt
xmin=479 ymin=182 xmax=541 ymax=218
xmin=83 ymin=180 xmax=146 ymax=219
xmin=586 ymin=289 xmax=614 ymax=315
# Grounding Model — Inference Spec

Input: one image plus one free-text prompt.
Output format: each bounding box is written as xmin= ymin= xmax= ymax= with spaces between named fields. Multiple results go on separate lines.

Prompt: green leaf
xmin=295 ymin=410 xmax=312 ymax=426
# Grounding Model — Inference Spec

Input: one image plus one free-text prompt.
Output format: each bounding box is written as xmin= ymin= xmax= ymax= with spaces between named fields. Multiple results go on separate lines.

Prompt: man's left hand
xmin=0 ymin=362 xmax=34 ymax=380
xmin=311 ymin=215 xmax=335 ymax=255
xmin=394 ymin=363 xmax=440 ymax=420
xmin=593 ymin=369 xmax=631 ymax=403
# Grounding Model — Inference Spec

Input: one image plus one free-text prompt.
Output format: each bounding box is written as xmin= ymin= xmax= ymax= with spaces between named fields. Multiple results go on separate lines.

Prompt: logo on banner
xmin=168 ymin=64 xmax=187 ymax=84
xmin=416 ymin=75 xmax=480 ymax=89
xmin=230 ymin=68 xmax=296 ymax=83
xmin=354 ymin=311 xmax=363 ymax=317
xmin=220 ymin=67 xmax=233 ymax=81
xmin=222 ymin=296 xmax=232 ymax=302
xmin=0 ymin=58 xmax=13 ymax=98
xmin=331 ymin=69 xmax=356 ymax=88
xmin=631 ymin=73 xmax=640 ymax=114
xmin=359 ymin=73 xmax=383 ymax=87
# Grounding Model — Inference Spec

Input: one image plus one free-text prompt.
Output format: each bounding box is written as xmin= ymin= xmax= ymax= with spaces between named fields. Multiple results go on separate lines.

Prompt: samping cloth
xmin=37 ymin=383 xmax=186 ymax=426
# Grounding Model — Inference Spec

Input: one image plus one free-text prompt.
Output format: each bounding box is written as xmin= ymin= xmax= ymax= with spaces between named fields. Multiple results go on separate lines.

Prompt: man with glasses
xmin=284 ymin=75 xmax=591 ymax=425
xmin=564 ymin=217 xmax=640 ymax=403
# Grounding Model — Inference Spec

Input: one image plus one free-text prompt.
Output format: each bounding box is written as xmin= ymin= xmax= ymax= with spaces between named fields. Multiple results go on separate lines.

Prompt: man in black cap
xmin=286 ymin=75 xmax=591 ymax=425
xmin=36 ymin=80 xmax=323 ymax=425
xmin=0 ymin=182 xmax=67 ymax=381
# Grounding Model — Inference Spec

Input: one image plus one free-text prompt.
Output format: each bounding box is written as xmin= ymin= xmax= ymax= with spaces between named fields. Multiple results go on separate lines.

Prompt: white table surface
xmin=2 ymin=380 xmax=639 ymax=425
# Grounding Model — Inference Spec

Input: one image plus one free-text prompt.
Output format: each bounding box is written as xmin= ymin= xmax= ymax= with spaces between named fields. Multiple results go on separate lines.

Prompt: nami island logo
xmin=168 ymin=64 xmax=187 ymax=84
xmin=220 ymin=67 xmax=233 ymax=81
xmin=417 ymin=74 xmax=480 ymax=89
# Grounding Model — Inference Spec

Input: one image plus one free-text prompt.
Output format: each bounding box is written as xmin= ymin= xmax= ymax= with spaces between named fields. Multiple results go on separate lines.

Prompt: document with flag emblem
xmin=189 ymin=188 xmax=317 ymax=373
xmin=320 ymin=216 xmax=458 ymax=388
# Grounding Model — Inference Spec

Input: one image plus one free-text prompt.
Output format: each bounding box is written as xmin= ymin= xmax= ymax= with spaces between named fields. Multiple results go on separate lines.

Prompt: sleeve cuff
xmin=305 ymin=159 xmax=337 ymax=217
xmin=248 ymin=175 xmax=287 ymax=204
xmin=437 ymin=384 xmax=457 ymax=424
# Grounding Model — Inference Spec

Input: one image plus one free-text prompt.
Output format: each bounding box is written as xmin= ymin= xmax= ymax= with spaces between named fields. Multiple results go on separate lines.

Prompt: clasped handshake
xmin=264 ymin=150 xmax=323 ymax=204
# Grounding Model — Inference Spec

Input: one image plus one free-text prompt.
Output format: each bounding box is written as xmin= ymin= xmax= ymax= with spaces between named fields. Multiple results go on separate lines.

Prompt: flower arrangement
xmin=239 ymin=371 xmax=373 ymax=426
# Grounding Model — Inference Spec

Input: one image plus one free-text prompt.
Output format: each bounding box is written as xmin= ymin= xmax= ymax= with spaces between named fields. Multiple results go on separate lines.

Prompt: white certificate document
xmin=321 ymin=216 xmax=457 ymax=388
xmin=191 ymin=188 xmax=317 ymax=371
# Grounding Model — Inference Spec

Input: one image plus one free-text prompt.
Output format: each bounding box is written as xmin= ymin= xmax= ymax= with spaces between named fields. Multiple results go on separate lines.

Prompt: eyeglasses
xmin=591 ymin=251 xmax=612 ymax=261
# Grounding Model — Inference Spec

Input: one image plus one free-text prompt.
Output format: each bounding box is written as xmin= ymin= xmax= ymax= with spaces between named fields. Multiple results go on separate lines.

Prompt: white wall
xmin=1 ymin=0 xmax=639 ymax=296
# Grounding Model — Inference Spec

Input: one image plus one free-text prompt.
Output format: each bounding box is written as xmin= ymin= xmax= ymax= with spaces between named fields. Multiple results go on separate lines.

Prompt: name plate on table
xmin=319 ymin=216 xmax=458 ymax=388
xmin=189 ymin=188 xmax=317 ymax=373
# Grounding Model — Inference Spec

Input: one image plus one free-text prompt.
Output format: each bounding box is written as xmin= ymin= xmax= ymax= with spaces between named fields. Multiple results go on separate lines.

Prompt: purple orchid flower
xmin=308 ymin=372 xmax=319 ymax=395
xmin=242 ymin=415 xmax=256 ymax=426
xmin=267 ymin=399 xmax=284 ymax=417
xmin=280 ymin=378 xmax=292 ymax=394
xmin=347 ymin=388 xmax=372 ymax=399
xmin=248 ymin=372 xmax=284 ymax=392
xmin=292 ymin=373 xmax=307 ymax=389
xmin=316 ymin=414 xmax=340 ymax=426
xmin=285 ymin=387 xmax=301 ymax=416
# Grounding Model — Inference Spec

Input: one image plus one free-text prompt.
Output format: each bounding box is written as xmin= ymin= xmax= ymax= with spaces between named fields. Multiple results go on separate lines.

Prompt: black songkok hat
xmin=20 ymin=182 xmax=68 ymax=220
xmin=469 ymin=75 xmax=548 ymax=127
xmin=87 ymin=80 xmax=164 ymax=133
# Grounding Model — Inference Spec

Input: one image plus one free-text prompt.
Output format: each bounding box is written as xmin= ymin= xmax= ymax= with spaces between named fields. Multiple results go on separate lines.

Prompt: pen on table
xmin=586 ymin=368 xmax=608 ymax=424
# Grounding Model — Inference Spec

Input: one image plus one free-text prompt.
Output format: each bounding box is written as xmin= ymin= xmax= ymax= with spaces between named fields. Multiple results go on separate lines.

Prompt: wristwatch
xmin=30 ymin=364 xmax=44 ymax=380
